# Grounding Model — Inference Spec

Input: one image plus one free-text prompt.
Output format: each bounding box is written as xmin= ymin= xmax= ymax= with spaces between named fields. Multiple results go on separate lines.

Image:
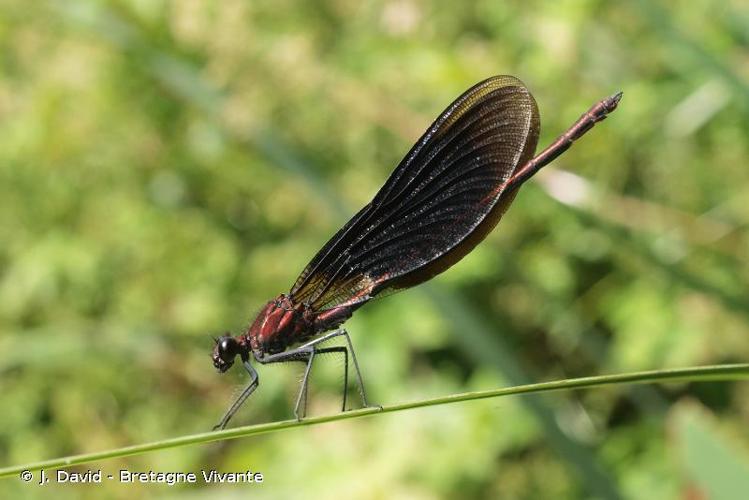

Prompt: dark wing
xmin=290 ymin=75 xmax=540 ymax=311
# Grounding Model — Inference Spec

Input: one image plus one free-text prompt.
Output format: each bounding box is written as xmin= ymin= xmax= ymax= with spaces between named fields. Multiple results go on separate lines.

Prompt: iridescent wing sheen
xmin=290 ymin=75 xmax=540 ymax=312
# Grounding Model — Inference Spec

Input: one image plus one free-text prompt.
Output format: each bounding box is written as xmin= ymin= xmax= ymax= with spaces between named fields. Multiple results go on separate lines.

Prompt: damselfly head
xmin=212 ymin=333 xmax=239 ymax=373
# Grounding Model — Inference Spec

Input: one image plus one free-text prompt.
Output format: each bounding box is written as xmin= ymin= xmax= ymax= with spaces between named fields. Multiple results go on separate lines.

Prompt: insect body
xmin=212 ymin=75 xmax=622 ymax=430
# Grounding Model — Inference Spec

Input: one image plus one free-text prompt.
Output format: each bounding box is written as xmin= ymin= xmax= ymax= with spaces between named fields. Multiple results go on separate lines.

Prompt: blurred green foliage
xmin=1 ymin=0 xmax=748 ymax=498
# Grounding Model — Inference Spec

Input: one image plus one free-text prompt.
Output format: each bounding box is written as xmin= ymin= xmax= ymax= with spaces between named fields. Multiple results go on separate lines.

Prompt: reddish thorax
xmin=245 ymin=294 xmax=354 ymax=357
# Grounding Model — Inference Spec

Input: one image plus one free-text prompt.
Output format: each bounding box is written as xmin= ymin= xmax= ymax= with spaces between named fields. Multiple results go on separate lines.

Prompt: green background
xmin=1 ymin=0 xmax=748 ymax=498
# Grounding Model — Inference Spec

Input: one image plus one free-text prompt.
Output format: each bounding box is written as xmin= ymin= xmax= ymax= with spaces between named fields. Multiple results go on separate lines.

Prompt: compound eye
xmin=217 ymin=336 xmax=238 ymax=361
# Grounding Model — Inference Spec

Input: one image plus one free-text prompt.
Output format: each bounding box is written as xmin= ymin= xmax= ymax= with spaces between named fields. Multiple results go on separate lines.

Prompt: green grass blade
xmin=1 ymin=363 xmax=747 ymax=479
xmin=675 ymin=403 xmax=749 ymax=500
